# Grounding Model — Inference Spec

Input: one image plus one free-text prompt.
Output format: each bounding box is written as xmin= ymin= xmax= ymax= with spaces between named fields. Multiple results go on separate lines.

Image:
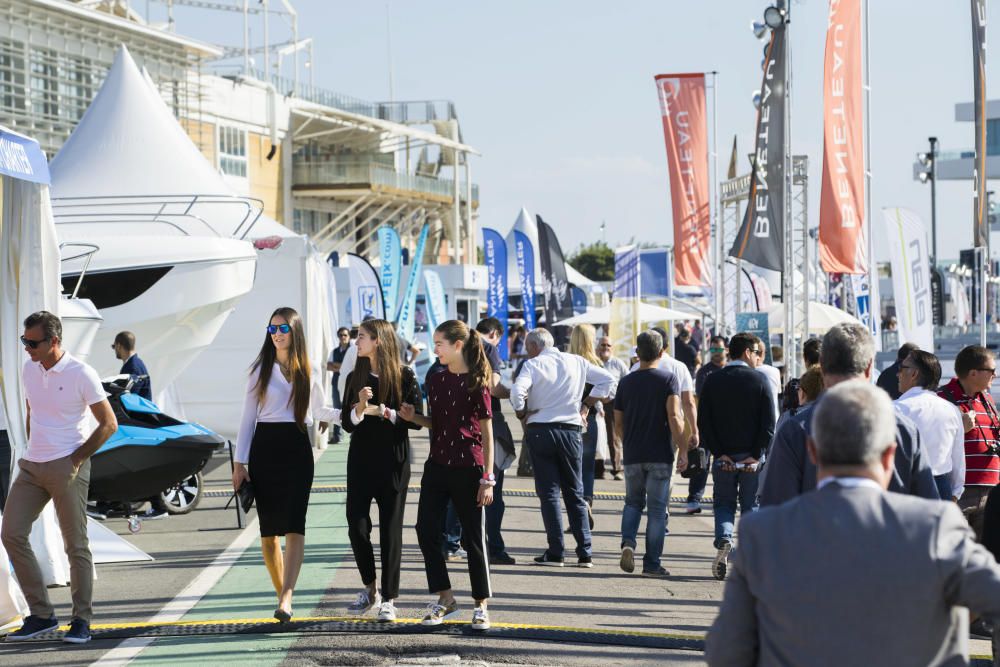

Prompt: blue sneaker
xmin=63 ymin=618 xmax=91 ymax=644
xmin=6 ymin=615 xmax=59 ymax=641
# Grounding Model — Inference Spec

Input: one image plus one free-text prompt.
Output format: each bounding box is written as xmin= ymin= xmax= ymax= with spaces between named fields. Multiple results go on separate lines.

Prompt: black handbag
xmin=236 ymin=480 xmax=255 ymax=513
xmin=681 ymin=447 xmax=708 ymax=479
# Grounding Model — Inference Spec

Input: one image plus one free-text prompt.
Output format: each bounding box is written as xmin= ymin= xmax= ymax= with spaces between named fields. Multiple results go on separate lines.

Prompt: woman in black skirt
xmin=341 ymin=318 xmax=422 ymax=622
xmin=232 ymin=306 xmax=335 ymax=623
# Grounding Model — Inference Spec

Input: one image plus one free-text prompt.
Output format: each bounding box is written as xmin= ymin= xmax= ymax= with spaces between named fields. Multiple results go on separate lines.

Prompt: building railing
xmin=293 ymin=160 xmax=479 ymax=201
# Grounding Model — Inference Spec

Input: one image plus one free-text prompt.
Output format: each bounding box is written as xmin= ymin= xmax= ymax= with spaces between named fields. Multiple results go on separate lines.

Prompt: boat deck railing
xmin=59 ymin=242 xmax=99 ymax=298
xmin=50 ymin=194 xmax=266 ymax=240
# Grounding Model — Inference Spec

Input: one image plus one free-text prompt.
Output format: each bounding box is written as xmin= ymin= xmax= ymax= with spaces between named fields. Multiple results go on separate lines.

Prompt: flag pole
xmin=863 ymin=0 xmax=878 ymax=352
xmin=710 ymin=71 xmax=721 ymax=337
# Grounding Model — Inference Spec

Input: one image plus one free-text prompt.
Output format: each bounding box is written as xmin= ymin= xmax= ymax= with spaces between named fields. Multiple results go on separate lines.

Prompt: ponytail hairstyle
xmin=569 ymin=324 xmax=602 ymax=367
xmin=436 ymin=319 xmax=491 ymax=393
xmin=348 ymin=318 xmax=403 ymax=408
xmin=251 ymin=307 xmax=312 ymax=430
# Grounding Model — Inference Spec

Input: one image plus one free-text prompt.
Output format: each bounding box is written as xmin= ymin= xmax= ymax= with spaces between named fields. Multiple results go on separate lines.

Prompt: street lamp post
xmin=918 ymin=136 xmax=939 ymax=264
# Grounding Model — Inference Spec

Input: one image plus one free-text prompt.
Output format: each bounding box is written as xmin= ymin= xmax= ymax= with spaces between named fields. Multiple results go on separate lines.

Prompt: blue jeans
xmin=934 ymin=473 xmax=950 ymax=501
xmin=712 ymin=456 xmax=759 ymax=548
xmin=485 ymin=465 xmax=507 ymax=556
xmin=443 ymin=501 xmax=462 ymax=554
xmin=582 ymin=410 xmax=598 ymax=500
xmin=527 ymin=424 xmax=592 ymax=559
xmin=621 ymin=462 xmax=672 ymax=572
xmin=686 ymin=452 xmax=711 ymax=503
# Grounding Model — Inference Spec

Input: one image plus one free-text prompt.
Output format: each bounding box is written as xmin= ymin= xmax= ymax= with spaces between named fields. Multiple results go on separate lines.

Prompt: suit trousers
xmin=603 ymin=408 xmax=623 ymax=474
xmin=1 ymin=456 xmax=93 ymax=622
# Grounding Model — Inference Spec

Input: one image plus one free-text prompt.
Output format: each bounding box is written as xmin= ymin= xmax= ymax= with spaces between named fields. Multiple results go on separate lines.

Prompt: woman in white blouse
xmin=232 ymin=307 xmax=336 ymax=623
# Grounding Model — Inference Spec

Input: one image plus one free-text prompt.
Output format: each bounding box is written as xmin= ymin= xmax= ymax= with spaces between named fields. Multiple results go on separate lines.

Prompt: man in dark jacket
xmin=875 ymin=342 xmax=919 ymax=400
xmin=697 ymin=332 xmax=775 ymax=581
xmin=759 ymin=324 xmax=937 ymax=507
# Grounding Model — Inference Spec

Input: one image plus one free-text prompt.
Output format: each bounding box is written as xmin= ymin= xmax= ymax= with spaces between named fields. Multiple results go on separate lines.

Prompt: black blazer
xmin=697 ymin=364 xmax=775 ymax=460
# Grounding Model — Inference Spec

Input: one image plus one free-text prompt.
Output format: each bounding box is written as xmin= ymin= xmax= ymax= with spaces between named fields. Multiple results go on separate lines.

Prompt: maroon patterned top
xmin=427 ymin=370 xmax=492 ymax=468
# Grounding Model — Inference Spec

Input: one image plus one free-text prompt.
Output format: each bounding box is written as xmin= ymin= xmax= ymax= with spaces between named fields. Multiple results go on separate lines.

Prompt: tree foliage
xmin=568 ymin=241 xmax=614 ymax=282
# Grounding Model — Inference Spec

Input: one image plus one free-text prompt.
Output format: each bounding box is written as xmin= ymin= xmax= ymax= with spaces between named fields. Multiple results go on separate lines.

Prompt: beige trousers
xmin=1 ymin=456 xmax=93 ymax=622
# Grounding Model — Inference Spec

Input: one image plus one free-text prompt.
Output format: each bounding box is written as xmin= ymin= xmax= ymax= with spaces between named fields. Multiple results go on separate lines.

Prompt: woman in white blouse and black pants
xmin=232 ymin=307 xmax=336 ymax=623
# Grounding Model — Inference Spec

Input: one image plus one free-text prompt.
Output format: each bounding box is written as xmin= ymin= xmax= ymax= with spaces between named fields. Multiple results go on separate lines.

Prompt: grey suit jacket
xmin=706 ymin=482 xmax=1000 ymax=667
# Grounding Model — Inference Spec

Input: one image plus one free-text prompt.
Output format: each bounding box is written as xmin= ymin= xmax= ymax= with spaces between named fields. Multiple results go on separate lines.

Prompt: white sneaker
xmin=347 ymin=589 xmax=380 ymax=615
xmin=376 ymin=599 xmax=397 ymax=622
xmin=421 ymin=599 xmax=459 ymax=626
xmin=471 ymin=606 xmax=490 ymax=631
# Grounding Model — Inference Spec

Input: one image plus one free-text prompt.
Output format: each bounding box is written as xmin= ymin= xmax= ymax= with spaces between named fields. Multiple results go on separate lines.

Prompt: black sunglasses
xmin=267 ymin=324 xmax=292 ymax=335
xmin=21 ymin=335 xmax=49 ymax=350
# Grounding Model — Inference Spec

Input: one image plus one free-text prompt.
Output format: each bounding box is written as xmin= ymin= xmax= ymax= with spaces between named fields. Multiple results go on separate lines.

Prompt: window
xmin=0 ymin=38 xmax=26 ymax=114
xmin=62 ymin=267 xmax=172 ymax=309
xmin=29 ymin=47 xmax=59 ymax=119
xmin=987 ymin=118 xmax=1000 ymax=157
xmin=218 ymin=126 xmax=247 ymax=178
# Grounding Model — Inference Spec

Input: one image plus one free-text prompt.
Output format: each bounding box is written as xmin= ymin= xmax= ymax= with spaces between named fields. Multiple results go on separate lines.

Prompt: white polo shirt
xmin=23 ymin=353 xmax=106 ymax=463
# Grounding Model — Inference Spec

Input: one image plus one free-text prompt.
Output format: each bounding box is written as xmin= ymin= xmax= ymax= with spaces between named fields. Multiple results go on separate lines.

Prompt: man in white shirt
xmin=1 ymin=311 xmax=117 ymax=644
xmin=895 ymin=349 xmax=965 ymax=501
xmin=751 ymin=336 xmax=782 ymax=421
xmin=510 ymin=328 xmax=613 ymax=567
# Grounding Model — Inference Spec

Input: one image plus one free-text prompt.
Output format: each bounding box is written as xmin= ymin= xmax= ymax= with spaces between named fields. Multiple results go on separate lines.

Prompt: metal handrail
xmin=59 ymin=242 xmax=100 ymax=299
xmin=50 ymin=194 xmax=266 ymax=240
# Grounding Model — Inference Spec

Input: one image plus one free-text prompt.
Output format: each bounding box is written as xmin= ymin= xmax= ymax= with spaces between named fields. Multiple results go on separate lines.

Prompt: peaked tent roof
xmin=504 ymin=206 xmax=543 ymax=290
xmin=50 ymin=45 xmax=294 ymax=238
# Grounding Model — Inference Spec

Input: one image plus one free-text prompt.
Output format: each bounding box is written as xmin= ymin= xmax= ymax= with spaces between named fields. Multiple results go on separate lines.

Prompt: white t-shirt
xmin=756 ymin=364 xmax=782 ymax=420
xmin=630 ymin=354 xmax=693 ymax=393
xmin=23 ymin=353 xmax=106 ymax=463
xmin=337 ymin=344 xmax=359 ymax=398
xmin=235 ymin=363 xmax=339 ymax=464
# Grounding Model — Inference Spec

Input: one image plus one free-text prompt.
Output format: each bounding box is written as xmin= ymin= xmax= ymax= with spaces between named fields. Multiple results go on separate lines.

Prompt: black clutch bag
xmin=681 ymin=448 xmax=708 ymax=479
xmin=236 ymin=480 xmax=254 ymax=513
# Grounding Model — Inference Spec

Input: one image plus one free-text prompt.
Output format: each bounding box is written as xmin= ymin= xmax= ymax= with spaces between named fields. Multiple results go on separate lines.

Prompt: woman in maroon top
xmin=399 ymin=319 xmax=495 ymax=631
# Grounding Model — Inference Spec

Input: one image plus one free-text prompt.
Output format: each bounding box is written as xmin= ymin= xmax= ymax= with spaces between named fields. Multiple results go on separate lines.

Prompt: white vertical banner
xmin=848 ymin=272 xmax=879 ymax=348
xmin=882 ymin=208 xmax=933 ymax=351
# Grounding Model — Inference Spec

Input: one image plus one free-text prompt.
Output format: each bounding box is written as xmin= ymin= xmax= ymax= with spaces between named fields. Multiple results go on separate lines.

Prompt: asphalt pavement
xmin=0 ymin=410 xmax=993 ymax=666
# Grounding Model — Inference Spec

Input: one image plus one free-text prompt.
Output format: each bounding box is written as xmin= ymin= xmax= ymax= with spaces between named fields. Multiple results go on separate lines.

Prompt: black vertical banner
xmin=730 ymin=25 xmax=786 ymax=272
xmin=536 ymin=216 xmax=575 ymax=324
xmin=972 ymin=0 xmax=988 ymax=247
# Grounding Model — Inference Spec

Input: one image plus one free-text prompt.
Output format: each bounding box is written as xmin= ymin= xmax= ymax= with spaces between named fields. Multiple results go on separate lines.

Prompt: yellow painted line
xmin=84 ymin=615 xmax=704 ymax=642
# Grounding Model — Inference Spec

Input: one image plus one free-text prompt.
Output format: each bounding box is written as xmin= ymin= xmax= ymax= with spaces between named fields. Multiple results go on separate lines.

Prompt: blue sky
xmin=158 ymin=0 xmax=999 ymax=264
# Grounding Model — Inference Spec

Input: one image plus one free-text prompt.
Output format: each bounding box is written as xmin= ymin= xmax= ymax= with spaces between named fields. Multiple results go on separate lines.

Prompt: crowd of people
xmin=6 ymin=305 xmax=1000 ymax=665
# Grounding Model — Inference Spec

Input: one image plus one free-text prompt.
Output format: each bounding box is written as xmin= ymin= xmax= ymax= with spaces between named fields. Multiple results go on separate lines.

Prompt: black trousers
xmin=0 ymin=430 xmax=10 ymax=512
xmin=345 ymin=463 xmax=410 ymax=600
xmin=416 ymin=460 xmax=491 ymax=601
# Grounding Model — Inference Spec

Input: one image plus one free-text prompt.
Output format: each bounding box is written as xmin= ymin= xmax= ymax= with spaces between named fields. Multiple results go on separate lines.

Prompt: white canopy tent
xmin=767 ymin=301 xmax=863 ymax=335
xmin=553 ymin=301 xmax=699 ymax=326
xmin=48 ymin=46 xmax=336 ymax=437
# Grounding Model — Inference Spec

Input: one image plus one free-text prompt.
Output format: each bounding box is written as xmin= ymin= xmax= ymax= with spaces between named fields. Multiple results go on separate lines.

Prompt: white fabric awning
xmin=553 ymin=301 xmax=698 ymax=326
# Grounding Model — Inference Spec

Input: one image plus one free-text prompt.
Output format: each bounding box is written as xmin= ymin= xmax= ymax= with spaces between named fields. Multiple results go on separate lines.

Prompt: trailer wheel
xmin=159 ymin=472 xmax=203 ymax=515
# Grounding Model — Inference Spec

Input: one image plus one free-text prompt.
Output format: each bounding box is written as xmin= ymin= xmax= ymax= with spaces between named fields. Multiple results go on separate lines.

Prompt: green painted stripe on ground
xmin=129 ymin=445 xmax=350 ymax=666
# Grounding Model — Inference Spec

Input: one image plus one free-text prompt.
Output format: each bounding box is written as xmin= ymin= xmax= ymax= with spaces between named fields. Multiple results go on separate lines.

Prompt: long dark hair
xmin=348 ymin=319 xmax=403 ymax=407
xmin=251 ymin=307 xmax=311 ymax=430
xmin=436 ymin=319 xmax=490 ymax=393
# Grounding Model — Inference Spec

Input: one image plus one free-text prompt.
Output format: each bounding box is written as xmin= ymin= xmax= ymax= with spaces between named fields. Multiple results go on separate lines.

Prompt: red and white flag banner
xmin=819 ymin=0 xmax=867 ymax=274
xmin=654 ymin=73 xmax=711 ymax=288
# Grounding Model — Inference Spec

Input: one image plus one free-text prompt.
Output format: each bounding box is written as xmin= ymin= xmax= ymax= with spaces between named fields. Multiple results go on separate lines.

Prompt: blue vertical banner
xmin=423 ymin=270 xmax=448 ymax=334
xmin=571 ymin=287 xmax=588 ymax=314
xmin=735 ymin=312 xmax=772 ymax=365
xmin=483 ymin=228 xmax=510 ymax=360
xmin=377 ymin=226 xmax=402 ymax=320
xmin=396 ymin=223 xmax=430 ymax=341
xmin=513 ymin=229 xmax=536 ymax=330
xmin=610 ymin=245 xmax=641 ymax=360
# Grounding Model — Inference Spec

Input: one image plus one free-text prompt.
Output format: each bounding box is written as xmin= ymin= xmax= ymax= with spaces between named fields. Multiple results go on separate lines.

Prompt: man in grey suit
xmin=706 ymin=380 xmax=1000 ymax=667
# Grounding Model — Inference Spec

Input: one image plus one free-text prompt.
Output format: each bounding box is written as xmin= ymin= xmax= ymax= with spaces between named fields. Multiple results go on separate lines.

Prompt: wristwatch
xmin=482 ymin=471 xmax=496 ymax=482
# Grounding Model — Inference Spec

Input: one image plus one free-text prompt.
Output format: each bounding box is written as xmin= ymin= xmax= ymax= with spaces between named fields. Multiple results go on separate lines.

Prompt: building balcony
xmin=292 ymin=159 xmax=479 ymax=205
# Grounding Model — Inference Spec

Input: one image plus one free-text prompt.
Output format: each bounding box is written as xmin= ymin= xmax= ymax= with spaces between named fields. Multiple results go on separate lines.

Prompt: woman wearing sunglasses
xmin=232 ymin=307 xmax=336 ymax=623
xmin=340 ymin=319 xmax=422 ymax=621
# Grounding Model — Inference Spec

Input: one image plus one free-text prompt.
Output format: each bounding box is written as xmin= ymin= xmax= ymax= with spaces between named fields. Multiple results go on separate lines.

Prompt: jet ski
xmin=89 ymin=375 xmax=224 ymax=532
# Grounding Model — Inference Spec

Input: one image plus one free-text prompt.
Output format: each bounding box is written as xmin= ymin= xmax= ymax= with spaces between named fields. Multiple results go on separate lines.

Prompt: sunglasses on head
xmin=21 ymin=335 xmax=48 ymax=350
xmin=267 ymin=324 xmax=292 ymax=335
